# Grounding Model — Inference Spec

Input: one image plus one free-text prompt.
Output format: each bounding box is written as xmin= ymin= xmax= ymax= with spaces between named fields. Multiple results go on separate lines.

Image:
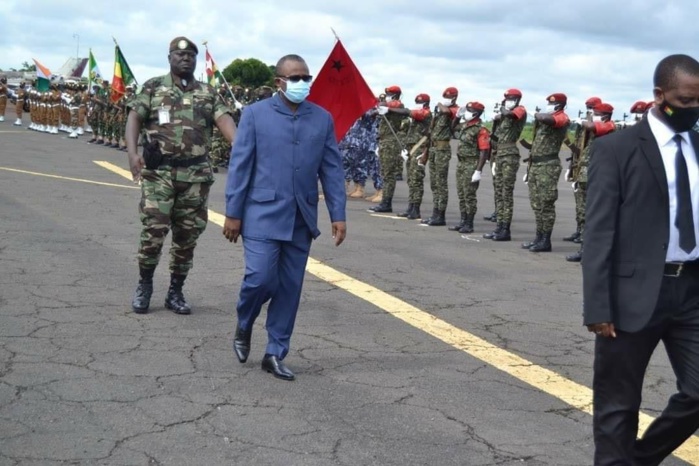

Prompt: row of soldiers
xmin=86 ymin=80 xmax=135 ymax=150
xmin=362 ymin=85 xmax=649 ymax=263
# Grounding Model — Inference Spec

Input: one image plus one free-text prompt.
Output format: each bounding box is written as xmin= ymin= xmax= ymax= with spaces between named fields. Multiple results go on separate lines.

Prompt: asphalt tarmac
xmin=0 ymin=118 xmax=693 ymax=465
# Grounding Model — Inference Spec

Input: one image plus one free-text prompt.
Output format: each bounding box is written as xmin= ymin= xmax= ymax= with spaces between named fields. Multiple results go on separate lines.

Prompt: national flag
xmin=307 ymin=39 xmax=377 ymax=141
xmin=88 ymin=49 xmax=103 ymax=87
xmin=111 ymin=44 xmax=137 ymax=103
xmin=205 ymin=48 xmax=226 ymax=87
xmin=32 ymin=58 xmax=52 ymax=92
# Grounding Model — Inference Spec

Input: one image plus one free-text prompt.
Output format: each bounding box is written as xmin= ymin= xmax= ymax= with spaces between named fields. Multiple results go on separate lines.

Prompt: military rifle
xmin=520 ymin=106 xmax=541 ymax=182
xmin=488 ymin=102 xmax=502 ymax=161
xmin=569 ymin=109 xmax=593 ymax=182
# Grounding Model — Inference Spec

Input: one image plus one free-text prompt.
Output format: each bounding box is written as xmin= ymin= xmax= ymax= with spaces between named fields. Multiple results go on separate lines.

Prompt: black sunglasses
xmin=278 ymin=74 xmax=313 ymax=83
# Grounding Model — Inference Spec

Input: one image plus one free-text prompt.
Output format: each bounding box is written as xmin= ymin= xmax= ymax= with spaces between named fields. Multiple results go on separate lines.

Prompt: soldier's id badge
xmin=158 ymin=105 xmax=171 ymax=125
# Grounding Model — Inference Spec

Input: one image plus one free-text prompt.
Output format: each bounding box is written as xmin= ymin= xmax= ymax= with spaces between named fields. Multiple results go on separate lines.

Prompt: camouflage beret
xmin=169 ymin=36 xmax=198 ymax=54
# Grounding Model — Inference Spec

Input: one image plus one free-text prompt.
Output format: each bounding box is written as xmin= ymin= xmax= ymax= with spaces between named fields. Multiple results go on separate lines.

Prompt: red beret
xmin=467 ymin=101 xmax=485 ymax=112
xmin=629 ymin=101 xmax=646 ymax=113
xmin=547 ymin=93 xmax=567 ymax=104
xmin=415 ymin=93 xmax=430 ymax=103
xmin=385 ymin=85 xmax=402 ymax=94
xmin=585 ymin=96 xmax=602 ymax=107
xmin=504 ymin=88 xmax=522 ymax=98
xmin=443 ymin=87 xmax=459 ymax=98
xmin=594 ymin=103 xmax=614 ymax=114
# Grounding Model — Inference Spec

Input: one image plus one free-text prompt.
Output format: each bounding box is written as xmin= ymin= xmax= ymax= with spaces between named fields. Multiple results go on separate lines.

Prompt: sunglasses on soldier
xmin=277 ymin=74 xmax=313 ymax=83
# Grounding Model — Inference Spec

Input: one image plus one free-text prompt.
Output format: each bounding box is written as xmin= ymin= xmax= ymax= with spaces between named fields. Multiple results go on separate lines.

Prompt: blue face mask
xmin=283 ymin=79 xmax=311 ymax=104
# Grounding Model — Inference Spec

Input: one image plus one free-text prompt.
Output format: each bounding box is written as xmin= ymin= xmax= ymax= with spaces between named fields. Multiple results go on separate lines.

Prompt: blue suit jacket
xmin=225 ymin=94 xmax=347 ymax=241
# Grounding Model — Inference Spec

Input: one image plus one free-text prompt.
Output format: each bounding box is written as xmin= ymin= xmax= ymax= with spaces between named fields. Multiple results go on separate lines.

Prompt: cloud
xmin=2 ymin=0 xmax=697 ymax=120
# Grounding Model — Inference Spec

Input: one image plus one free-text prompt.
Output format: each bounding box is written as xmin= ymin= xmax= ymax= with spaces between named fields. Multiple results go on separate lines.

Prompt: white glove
xmin=471 ymin=170 xmax=482 ymax=183
xmin=400 ymin=149 xmax=408 ymax=161
xmin=377 ymin=106 xmax=389 ymax=115
xmin=234 ymin=101 xmax=243 ymax=110
xmin=374 ymin=147 xmax=379 ymax=156
xmin=491 ymin=162 xmax=497 ymax=176
xmin=572 ymin=181 xmax=578 ymax=192
xmin=523 ymin=172 xmax=528 ymax=183
xmin=565 ymin=169 xmax=572 ymax=181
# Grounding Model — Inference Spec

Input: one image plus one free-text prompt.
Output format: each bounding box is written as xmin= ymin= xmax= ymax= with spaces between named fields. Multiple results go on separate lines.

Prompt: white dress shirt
xmin=647 ymin=109 xmax=699 ymax=262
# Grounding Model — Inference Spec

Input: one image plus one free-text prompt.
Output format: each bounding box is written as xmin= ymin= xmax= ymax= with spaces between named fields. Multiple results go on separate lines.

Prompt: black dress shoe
xmin=261 ymin=354 xmax=295 ymax=381
xmin=233 ymin=324 xmax=252 ymax=363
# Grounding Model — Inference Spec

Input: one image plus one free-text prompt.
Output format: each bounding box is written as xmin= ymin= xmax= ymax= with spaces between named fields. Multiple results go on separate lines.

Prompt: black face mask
xmin=658 ymin=100 xmax=699 ymax=133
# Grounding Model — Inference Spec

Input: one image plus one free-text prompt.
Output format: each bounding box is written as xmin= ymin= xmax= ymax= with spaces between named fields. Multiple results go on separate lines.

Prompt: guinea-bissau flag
xmin=307 ymin=39 xmax=377 ymax=141
xmin=111 ymin=45 xmax=136 ymax=103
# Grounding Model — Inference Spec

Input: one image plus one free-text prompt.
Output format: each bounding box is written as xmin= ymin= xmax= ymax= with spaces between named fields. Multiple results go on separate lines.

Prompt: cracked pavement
xmin=0 ymin=124 xmax=690 ymax=465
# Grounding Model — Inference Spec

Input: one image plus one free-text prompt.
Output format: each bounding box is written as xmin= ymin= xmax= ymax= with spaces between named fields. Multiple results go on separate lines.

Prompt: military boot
xmin=132 ymin=267 xmax=154 ymax=314
xmin=368 ymin=197 xmax=392 ymax=213
xmin=407 ymin=203 xmax=421 ymax=220
xmin=529 ymin=231 xmax=552 ymax=252
xmin=396 ymin=203 xmax=414 ymax=218
xmin=483 ymin=222 xmax=503 ymax=239
xmin=458 ymin=214 xmax=475 ymax=234
xmin=421 ymin=208 xmax=439 ymax=224
xmin=448 ymin=213 xmax=468 ymax=231
xmin=521 ymin=231 xmax=542 ymax=249
xmin=165 ymin=274 xmax=192 ymax=315
xmin=492 ymin=223 xmax=512 ymax=241
xmin=563 ymin=227 xmax=581 ymax=242
xmin=483 ymin=212 xmax=496 ymax=222
xmin=427 ymin=210 xmax=446 ymax=226
xmin=566 ymin=243 xmax=583 ymax=262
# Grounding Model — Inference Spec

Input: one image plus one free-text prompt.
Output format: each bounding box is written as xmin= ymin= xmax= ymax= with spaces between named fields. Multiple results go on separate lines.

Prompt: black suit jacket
xmin=582 ymin=117 xmax=699 ymax=332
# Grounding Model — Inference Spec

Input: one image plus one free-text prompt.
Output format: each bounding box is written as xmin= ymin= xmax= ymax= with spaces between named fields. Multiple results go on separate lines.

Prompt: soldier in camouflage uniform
xmin=521 ymin=93 xmax=570 ymax=252
xmin=368 ymin=85 xmax=406 ymax=213
xmin=126 ymin=36 xmax=236 ymax=315
xmin=484 ymin=89 xmax=527 ymax=241
xmin=208 ymin=87 xmax=233 ymax=171
xmin=13 ymin=82 xmax=27 ymax=126
xmin=419 ymin=86 xmax=459 ymax=226
xmin=87 ymin=84 xmax=102 ymax=142
xmin=0 ymin=76 xmax=8 ymax=122
xmin=389 ymin=93 xmax=432 ymax=219
xmin=565 ymin=102 xmax=616 ymax=262
xmin=449 ymin=102 xmax=491 ymax=233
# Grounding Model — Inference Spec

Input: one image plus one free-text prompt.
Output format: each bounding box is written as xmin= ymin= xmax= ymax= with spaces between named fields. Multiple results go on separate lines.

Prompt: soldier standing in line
xmin=562 ymin=96 xmax=601 ymax=243
xmin=393 ymin=93 xmax=432 ymax=219
xmin=88 ymin=83 xmax=105 ymax=143
xmin=77 ymin=84 xmax=88 ymax=135
xmin=419 ymin=86 xmax=459 ymax=226
xmin=565 ymin=102 xmax=616 ymax=262
xmin=208 ymin=87 xmax=234 ymax=171
xmin=0 ymin=76 xmax=7 ymax=122
xmin=448 ymin=102 xmax=491 ymax=233
xmin=484 ymin=89 xmax=527 ymax=242
xmin=367 ymin=85 xmax=405 ymax=213
xmin=125 ymin=36 xmax=236 ymax=315
xmin=13 ymin=82 xmax=27 ymax=126
xmin=521 ymin=93 xmax=570 ymax=252
xmin=99 ymin=80 xmax=111 ymax=144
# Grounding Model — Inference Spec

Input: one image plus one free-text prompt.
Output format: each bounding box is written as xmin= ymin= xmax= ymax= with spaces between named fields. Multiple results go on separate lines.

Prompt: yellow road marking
xmin=93 ymin=161 xmax=134 ymax=180
xmin=0 ymin=166 xmax=139 ymax=189
xmin=96 ymin=159 xmax=699 ymax=463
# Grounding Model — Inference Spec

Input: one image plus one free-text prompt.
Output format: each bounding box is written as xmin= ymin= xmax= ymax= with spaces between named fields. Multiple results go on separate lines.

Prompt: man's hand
xmin=587 ymin=322 xmax=617 ymax=338
xmin=127 ymin=152 xmax=145 ymax=182
xmin=331 ymin=221 xmax=346 ymax=247
xmin=400 ymin=149 xmax=408 ymax=161
xmin=471 ymin=170 xmax=482 ymax=183
xmin=377 ymin=106 xmax=389 ymax=115
xmin=418 ymin=149 xmax=428 ymax=166
xmin=223 ymin=217 xmax=242 ymax=243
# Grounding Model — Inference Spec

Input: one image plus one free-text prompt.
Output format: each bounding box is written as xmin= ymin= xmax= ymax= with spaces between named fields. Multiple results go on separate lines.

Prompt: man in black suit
xmin=583 ymin=54 xmax=699 ymax=465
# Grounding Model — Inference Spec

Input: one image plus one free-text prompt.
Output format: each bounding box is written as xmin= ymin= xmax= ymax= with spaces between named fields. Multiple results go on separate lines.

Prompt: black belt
xmin=162 ymin=155 xmax=209 ymax=168
xmin=663 ymin=260 xmax=699 ymax=277
xmin=530 ymin=153 xmax=559 ymax=163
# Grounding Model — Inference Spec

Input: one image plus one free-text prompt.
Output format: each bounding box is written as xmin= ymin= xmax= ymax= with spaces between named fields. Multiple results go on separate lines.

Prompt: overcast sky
xmin=3 ymin=0 xmax=698 ymax=121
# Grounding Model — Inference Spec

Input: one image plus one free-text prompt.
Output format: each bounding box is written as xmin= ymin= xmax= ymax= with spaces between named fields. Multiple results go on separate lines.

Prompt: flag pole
xmin=88 ymin=48 xmax=92 ymax=94
xmin=203 ymin=40 xmax=242 ymax=107
xmin=330 ymin=28 xmax=340 ymax=42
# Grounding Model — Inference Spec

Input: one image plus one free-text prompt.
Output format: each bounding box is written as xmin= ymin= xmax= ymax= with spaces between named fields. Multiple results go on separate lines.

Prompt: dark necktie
xmin=674 ymin=134 xmax=696 ymax=253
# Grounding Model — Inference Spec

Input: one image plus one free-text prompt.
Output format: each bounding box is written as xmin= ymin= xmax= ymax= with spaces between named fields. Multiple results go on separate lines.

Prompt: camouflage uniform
xmin=454 ymin=120 xmax=489 ymax=218
xmin=377 ymin=102 xmax=405 ymax=204
xmin=339 ymin=110 xmax=378 ymax=187
xmin=424 ymin=105 xmax=458 ymax=223
xmin=128 ymin=73 xmax=230 ymax=275
xmin=493 ymin=108 xmax=527 ymax=225
xmin=209 ymin=91 xmax=233 ymax=167
xmin=0 ymin=79 xmax=7 ymax=121
xmin=403 ymin=108 xmax=431 ymax=208
xmin=527 ymin=110 xmax=569 ymax=238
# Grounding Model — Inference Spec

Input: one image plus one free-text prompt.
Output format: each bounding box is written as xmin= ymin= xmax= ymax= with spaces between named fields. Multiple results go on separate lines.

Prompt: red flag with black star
xmin=307 ymin=39 xmax=377 ymax=141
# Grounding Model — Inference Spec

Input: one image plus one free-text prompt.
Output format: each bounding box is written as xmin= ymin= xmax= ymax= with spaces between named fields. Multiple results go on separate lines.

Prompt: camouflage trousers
xmin=0 ymin=95 xmax=6 ymax=116
xmin=88 ymin=109 xmax=101 ymax=136
xmin=407 ymin=148 xmax=426 ymax=204
xmin=575 ymin=181 xmax=587 ymax=232
xmin=528 ymin=161 xmax=562 ymax=232
xmin=138 ymin=170 xmax=210 ymax=275
xmin=379 ymin=141 xmax=401 ymax=199
xmin=210 ymin=133 xmax=231 ymax=167
xmin=495 ymin=154 xmax=520 ymax=224
xmin=428 ymin=147 xmax=452 ymax=211
xmin=455 ymin=157 xmax=480 ymax=216
xmin=342 ymin=146 xmax=372 ymax=186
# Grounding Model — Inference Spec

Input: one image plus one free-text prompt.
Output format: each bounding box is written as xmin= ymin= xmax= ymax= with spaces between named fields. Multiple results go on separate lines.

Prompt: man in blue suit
xmin=223 ymin=54 xmax=347 ymax=381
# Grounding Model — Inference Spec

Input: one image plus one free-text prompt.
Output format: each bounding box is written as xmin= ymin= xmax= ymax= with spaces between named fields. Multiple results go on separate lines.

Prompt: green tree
xmin=20 ymin=61 xmax=36 ymax=72
xmin=222 ymin=58 xmax=274 ymax=89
